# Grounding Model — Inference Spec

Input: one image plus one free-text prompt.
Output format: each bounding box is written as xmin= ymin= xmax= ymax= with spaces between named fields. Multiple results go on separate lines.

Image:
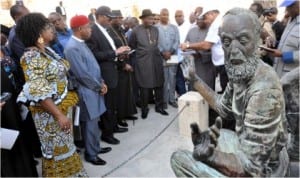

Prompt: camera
xmin=263 ymin=7 xmax=278 ymax=17
xmin=0 ymin=92 xmax=12 ymax=102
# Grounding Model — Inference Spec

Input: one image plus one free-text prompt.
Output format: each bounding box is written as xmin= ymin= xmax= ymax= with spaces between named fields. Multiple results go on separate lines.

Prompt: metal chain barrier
xmin=101 ymin=102 xmax=190 ymax=177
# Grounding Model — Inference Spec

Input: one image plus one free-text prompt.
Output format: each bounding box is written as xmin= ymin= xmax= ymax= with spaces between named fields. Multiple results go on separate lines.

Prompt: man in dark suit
xmin=55 ymin=1 xmax=67 ymax=21
xmin=88 ymin=8 xmax=96 ymax=24
xmin=263 ymin=7 xmax=285 ymax=48
xmin=86 ymin=6 xmax=131 ymax=145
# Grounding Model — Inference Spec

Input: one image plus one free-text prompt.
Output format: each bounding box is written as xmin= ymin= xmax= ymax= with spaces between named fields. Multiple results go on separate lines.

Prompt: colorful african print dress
xmin=17 ymin=47 xmax=88 ymax=177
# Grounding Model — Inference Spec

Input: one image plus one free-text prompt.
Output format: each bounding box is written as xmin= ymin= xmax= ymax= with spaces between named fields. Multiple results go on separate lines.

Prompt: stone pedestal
xmin=178 ymin=91 xmax=209 ymax=138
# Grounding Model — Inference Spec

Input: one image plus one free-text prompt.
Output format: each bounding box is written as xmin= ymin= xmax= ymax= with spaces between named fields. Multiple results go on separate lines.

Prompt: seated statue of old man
xmin=170 ymin=7 xmax=289 ymax=177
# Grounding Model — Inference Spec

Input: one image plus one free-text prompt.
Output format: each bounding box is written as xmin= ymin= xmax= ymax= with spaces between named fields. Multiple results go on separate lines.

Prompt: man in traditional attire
xmin=129 ymin=9 xmax=168 ymax=119
xmin=107 ymin=10 xmax=137 ymax=126
xmin=156 ymin=8 xmax=180 ymax=109
xmin=64 ymin=15 xmax=111 ymax=165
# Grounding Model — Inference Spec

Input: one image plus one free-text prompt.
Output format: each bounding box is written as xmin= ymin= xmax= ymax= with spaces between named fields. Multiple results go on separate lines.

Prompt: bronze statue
xmin=171 ymin=8 xmax=289 ymax=177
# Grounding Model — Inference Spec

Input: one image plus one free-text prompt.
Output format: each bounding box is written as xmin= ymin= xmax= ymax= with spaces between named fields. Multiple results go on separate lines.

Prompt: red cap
xmin=70 ymin=15 xmax=89 ymax=28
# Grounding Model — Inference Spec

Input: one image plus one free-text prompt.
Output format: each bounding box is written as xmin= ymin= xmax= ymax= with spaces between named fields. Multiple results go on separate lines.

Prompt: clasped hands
xmin=191 ymin=117 xmax=222 ymax=161
xmin=161 ymin=51 xmax=172 ymax=60
xmin=100 ymin=83 xmax=108 ymax=95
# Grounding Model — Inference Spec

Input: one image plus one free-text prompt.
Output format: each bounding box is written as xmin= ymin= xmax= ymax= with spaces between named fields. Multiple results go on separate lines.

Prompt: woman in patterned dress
xmin=15 ymin=13 xmax=88 ymax=177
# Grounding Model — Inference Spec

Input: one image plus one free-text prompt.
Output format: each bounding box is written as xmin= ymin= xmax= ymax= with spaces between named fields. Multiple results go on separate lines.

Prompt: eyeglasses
xmin=104 ymin=15 xmax=112 ymax=20
xmin=154 ymin=18 xmax=160 ymax=20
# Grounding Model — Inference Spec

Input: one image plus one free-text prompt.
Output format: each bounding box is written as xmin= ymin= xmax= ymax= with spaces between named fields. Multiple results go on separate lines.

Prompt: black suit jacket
xmin=55 ymin=6 xmax=65 ymax=16
xmin=272 ymin=21 xmax=285 ymax=47
xmin=88 ymin=13 xmax=95 ymax=23
xmin=86 ymin=24 xmax=119 ymax=89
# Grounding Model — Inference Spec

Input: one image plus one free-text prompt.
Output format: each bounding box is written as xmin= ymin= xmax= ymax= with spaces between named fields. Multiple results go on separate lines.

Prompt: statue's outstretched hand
xmin=180 ymin=56 xmax=198 ymax=82
xmin=191 ymin=117 xmax=222 ymax=161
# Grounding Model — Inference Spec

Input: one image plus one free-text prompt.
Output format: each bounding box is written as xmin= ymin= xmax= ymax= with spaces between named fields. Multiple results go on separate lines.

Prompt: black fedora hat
xmin=112 ymin=10 xmax=123 ymax=17
xmin=139 ymin=9 xmax=154 ymax=19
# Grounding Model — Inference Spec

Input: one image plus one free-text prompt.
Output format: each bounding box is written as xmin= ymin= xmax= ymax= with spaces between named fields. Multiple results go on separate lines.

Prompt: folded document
xmin=1 ymin=128 xmax=19 ymax=150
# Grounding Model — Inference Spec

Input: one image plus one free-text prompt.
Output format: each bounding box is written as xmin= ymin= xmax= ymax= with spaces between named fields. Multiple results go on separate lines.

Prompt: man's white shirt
xmin=204 ymin=14 xmax=224 ymax=66
xmin=176 ymin=21 xmax=190 ymax=43
xmin=95 ymin=22 xmax=116 ymax=50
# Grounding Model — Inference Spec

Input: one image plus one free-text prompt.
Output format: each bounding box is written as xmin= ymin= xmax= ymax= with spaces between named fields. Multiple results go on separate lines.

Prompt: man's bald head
xmin=10 ymin=4 xmax=29 ymax=22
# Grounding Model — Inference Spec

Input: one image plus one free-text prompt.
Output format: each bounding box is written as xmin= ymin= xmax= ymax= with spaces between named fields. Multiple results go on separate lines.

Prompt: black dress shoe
xmin=114 ymin=126 xmax=128 ymax=133
xmin=76 ymin=148 xmax=81 ymax=153
xmin=141 ymin=108 xmax=149 ymax=119
xmin=125 ymin=115 xmax=138 ymax=120
xmin=98 ymin=147 xmax=112 ymax=154
xmin=101 ymin=136 xmax=120 ymax=145
xmin=155 ymin=108 xmax=169 ymax=115
xmin=118 ymin=120 xmax=128 ymax=127
xmin=85 ymin=156 xmax=106 ymax=165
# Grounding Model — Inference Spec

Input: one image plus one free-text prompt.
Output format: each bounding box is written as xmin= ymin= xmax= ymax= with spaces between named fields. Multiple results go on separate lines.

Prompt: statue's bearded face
xmin=220 ymin=14 xmax=259 ymax=83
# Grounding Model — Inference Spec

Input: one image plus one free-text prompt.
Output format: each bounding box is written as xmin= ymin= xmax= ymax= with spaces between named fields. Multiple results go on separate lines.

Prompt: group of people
xmin=1 ymin=0 xmax=299 ymax=177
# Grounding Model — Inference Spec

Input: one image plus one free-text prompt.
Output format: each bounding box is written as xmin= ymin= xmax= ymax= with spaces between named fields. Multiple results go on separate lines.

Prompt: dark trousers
xmin=216 ymin=65 xmax=228 ymax=93
xmin=100 ymin=87 xmax=118 ymax=138
xmin=148 ymin=89 xmax=155 ymax=103
xmin=176 ymin=64 xmax=187 ymax=96
xmin=132 ymin=72 xmax=141 ymax=105
xmin=140 ymin=87 xmax=163 ymax=110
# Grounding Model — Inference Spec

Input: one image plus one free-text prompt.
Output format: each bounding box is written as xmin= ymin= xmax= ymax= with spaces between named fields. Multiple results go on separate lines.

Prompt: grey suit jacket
xmin=64 ymin=37 xmax=106 ymax=120
xmin=274 ymin=15 xmax=299 ymax=78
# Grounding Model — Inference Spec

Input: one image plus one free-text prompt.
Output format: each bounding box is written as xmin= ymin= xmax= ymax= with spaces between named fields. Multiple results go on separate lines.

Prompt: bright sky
xmin=1 ymin=0 xmax=286 ymax=27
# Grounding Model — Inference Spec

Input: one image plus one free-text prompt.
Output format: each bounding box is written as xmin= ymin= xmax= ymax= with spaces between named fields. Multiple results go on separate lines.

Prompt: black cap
xmin=111 ymin=10 xmax=122 ymax=17
xmin=96 ymin=6 xmax=114 ymax=18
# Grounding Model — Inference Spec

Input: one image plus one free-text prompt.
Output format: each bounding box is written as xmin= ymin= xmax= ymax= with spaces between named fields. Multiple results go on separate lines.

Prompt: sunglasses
xmin=103 ymin=15 xmax=112 ymax=20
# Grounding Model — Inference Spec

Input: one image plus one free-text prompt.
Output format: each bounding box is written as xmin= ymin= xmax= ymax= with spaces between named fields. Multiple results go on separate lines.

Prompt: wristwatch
xmin=186 ymin=42 xmax=190 ymax=49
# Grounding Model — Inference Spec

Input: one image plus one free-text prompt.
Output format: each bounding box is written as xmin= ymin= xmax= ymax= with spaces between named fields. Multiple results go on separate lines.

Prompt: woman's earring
xmin=38 ymin=37 xmax=44 ymax=44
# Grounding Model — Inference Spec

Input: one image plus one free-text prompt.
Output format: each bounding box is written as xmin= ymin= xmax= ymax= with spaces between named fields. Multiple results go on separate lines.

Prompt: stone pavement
xmin=37 ymin=104 xmax=193 ymax=177
xmin=37 ymin=77 xmax=223 ymax=177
